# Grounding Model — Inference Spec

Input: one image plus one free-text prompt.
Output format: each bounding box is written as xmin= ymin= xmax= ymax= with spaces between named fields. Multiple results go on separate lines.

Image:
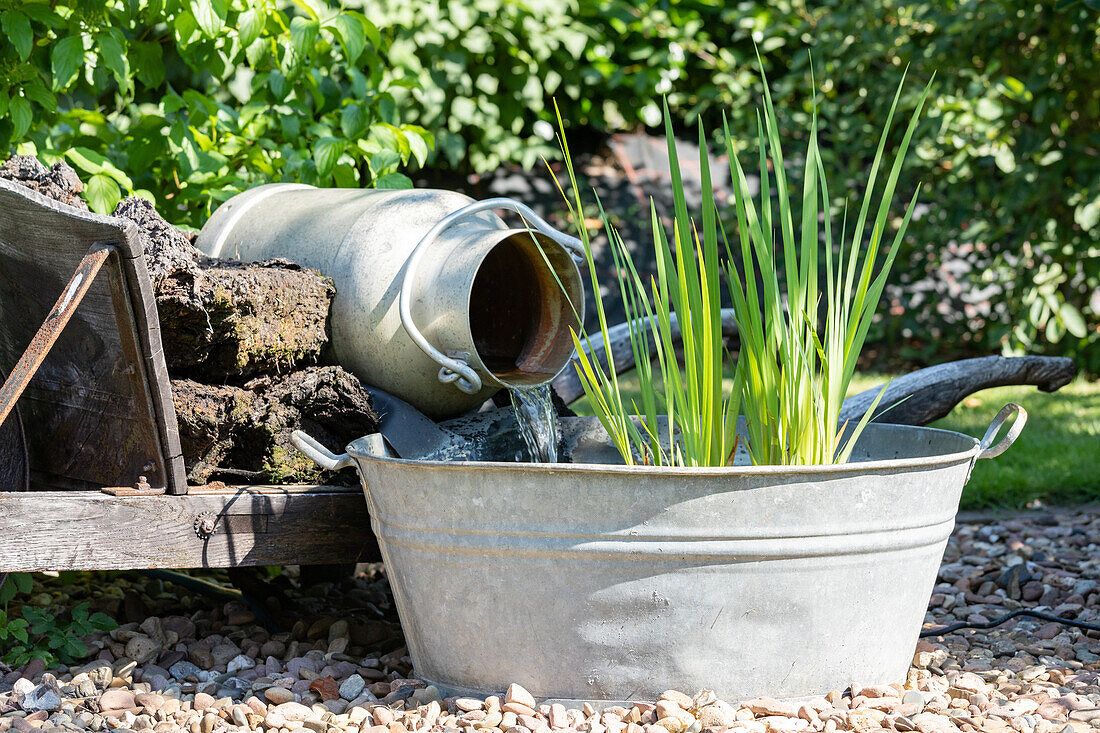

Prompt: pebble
xmin=264 ymin=687 xmax=296 ymax=704
xmin=698 ymin=702 xmax=736 ymax=728
xmin=123 ymin=636 xmax=158 ymax=665
xmin=132 ymin=692 xmax=163 ymax=710
xmin=209 ymin=644 xmax=239 ymax=668
xmin=548 ymin=703 xmax=568 ymax=728
xmin=746 ymin=698 xmax=800 ymax=718
xmin=21 ymin=684 xmax=62 ymax=713
xmin=98 ymin=689 xmax=136 ymax=713
xmin=225 ymin=655 xmax=254 ymax=674
xmin=167 ymin=661 xmax=201 ymax=681
xmin=506 ymin=684 xmax=537 ymax=710
xmin=338 ymin=674 xmax=365 ymax=701
xmin=272 ymin=701 xmax=313 ymax=721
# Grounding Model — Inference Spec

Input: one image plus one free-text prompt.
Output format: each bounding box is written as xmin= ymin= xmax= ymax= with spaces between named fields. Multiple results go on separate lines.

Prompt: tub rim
xmin=345 ymin=420 xmax=982 ymax=476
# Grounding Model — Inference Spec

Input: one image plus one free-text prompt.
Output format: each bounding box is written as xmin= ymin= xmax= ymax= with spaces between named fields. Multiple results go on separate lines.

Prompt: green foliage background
xmin=0 ymin=0 xmax=432 ymax=227
xmin=364 ymin=0 xmax=1099 ymax=370
xmin=1 ymin=0 xmax=1097 ymax=366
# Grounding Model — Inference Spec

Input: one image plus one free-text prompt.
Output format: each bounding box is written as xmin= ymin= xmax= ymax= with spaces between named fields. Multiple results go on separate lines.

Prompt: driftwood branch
xmin=552 ymin=310 xmax=1076 ymax=428
xmin=838 ymin=355 xmax=1076 ymax=427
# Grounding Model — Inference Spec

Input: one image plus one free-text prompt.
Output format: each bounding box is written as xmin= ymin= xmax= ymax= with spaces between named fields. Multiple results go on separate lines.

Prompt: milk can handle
xmin=399 ymin=197 xmax=585 ymax=394
xmin=977 ymin=403 xmax=1027 ymax=460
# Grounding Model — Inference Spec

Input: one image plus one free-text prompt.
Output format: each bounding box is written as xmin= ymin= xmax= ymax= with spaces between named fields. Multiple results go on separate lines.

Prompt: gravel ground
xmin=1 ymin=508 xmax=1098 ymax=733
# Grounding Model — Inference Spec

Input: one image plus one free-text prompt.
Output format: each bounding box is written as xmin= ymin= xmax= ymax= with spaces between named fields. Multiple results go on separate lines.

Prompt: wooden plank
xmin=112 ymin=231 xmax=187 ymax=491
xmin=0 ymin=245 xmax=113 ymax=427
xmin=0 ymin=179 xmax=185 ymax=493
xmin=0 ymin=365 xmax=28 ymax=491
xmin=0 ymin=484 xmax=376 ymax=571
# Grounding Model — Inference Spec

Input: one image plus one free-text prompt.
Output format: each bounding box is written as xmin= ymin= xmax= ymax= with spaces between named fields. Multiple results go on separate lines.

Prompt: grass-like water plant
xmin=554 ymin=101 xmax=738 ymax=467
xmin=557 ymin=61 xmax=931 ymax=467
xmin=725 ymin=68 xmax=932 ymax=465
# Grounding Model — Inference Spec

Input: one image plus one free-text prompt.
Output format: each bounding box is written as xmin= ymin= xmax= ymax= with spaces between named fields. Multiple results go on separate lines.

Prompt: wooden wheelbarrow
xmin=0 ymin=179 xmax=373 ymax=572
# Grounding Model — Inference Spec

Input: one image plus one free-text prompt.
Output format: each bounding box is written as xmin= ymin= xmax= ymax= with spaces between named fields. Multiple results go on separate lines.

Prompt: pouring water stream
xmin=508 ymin=384 xmax=560 ymax=463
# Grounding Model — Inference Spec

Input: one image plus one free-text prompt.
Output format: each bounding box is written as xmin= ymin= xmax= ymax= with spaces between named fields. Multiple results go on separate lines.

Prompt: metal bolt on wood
xmin=193 ymin=512 xmax=218 ymax=539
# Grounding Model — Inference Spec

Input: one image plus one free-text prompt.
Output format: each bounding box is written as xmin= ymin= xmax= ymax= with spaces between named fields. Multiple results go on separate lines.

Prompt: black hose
xmin=920 ymin=608 xmax=1100 ymax=637
xmin=138 ymin=569 xmax=281 ymax=632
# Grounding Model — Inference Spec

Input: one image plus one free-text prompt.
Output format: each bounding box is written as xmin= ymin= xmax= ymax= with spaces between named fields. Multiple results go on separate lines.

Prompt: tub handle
xmin=977 ymin=403 xmax=1027 ymax=460
xmin=399 ymin=197 xmax=585 ymax=395
xmin=291 ymin=430 xmax=355 ymax=471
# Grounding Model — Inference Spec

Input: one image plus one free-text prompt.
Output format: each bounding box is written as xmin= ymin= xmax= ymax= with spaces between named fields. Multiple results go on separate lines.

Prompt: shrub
xmin=0 ymin=573 xmax=117 ymax=667
xmin=358 ymin=0 xmax=786 ymax=171
xmin=0 ymin=0 xmax=433 ymax=227
xmin=3 ymin=0 xmax=1095 ymax=365
xmin=755 ymin=1 xmax=1100 ymax=371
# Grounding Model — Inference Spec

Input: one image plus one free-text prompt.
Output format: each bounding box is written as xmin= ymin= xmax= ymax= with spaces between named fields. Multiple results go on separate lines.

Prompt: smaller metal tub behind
xmin=294 ymin=406 xmax=1024 ymax=702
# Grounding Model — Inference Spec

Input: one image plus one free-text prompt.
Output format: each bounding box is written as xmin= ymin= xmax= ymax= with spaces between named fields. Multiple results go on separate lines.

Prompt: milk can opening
xmin=468 ymin=232 xmax=583 ymax=387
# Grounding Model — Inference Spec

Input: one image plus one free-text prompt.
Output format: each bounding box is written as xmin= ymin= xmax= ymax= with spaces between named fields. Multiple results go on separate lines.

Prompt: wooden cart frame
xmin=0 ymin=179 xmax=373 ymax=571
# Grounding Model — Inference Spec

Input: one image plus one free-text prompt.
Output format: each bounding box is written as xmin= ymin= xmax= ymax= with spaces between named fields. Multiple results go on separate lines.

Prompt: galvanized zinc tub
xmin=293 ymin=405 xmax=1025 ymax=702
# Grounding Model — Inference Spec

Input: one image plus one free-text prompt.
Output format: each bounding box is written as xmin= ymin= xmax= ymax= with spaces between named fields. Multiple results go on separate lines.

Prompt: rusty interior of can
xmin=468 ymin=232 xmax=583 ymax=386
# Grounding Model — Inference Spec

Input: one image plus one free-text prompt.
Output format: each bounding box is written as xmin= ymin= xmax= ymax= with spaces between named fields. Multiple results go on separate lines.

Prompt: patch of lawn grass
xmin=929 ymin=378 xmax=1100 ymax=510
xmin=572 ymin=369 xmax=1100 ymax=510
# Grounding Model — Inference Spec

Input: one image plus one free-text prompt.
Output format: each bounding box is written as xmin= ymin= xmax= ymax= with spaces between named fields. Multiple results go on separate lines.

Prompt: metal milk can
xmin=196 ymin=184 xmax=585 ymax=419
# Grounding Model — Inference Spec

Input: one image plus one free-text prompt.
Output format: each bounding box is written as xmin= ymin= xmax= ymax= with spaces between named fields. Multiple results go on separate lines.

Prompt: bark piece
xmin=112 ymin=197 xmax=202 ymax=286
xmin=112 ymin=197 xmax=336 ymax=380
xmin=172 ymin=367 xmax=379 ymax=485
xmin=171 ymin=379 xmax=257 ymax=485
xmin=0 ymin=156 xmax=88 ymax=210
xmin=840 ymin=355 xmax=1077 ymax=427
xmin=154 ymin=259 xmax=336 ymax=380
xmin=233 ymin=367 xmax=380 ymax=484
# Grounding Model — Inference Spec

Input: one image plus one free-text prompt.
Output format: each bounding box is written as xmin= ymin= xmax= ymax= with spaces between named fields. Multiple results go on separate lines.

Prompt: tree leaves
xmin=372 ymin=172 xmax=413 ymax=189
xmin=340 ymin=103 xmax=369 ymax=138
xmin=130 ymin=41 xmax=166 ymax=88
xmin=50 ymin=35 xmax=84 ymax=91
xmin=97 ymin=30 xmax=132 ymax=95
xmin=6 ymin=0 xmax=432 ymax=230
xmin=1 ymin=11 xmax=32 ymax=61
xmin=326 ymin=15 xmax=366 ymax=63
xmin=64 ymin=148 xmax=134 ymax=190
xmin=312 ymin=137 xmax=344 ymax=177
xmin=289 ymin=16 xmax=320 ymax=60
xmin=9 ymin=96 xmax=31 ymax=140
xmin=191 ymin=0 xmax=227 ymax=37
xmin=237 ymin=8 xmax=266 ymax=48
xmin=1060 ymin=303 xmax=1087 ymax=338
xmin=84 ymin=174 xmax=122 ymax=215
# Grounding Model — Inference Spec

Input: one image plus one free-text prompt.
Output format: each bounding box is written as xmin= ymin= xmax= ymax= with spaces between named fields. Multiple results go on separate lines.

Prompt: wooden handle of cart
xmin=0 ymin=244 xmax=113 ymax=429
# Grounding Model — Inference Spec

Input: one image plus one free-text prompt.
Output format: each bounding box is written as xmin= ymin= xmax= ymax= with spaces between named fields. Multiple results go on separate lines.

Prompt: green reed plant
xmin=555 ymin=62 xmax=930 ymax=467
xmin=555 ymin=101 xmax=739 ymax=467
xmin=724 ymin=67 xmax=931 ymax=465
